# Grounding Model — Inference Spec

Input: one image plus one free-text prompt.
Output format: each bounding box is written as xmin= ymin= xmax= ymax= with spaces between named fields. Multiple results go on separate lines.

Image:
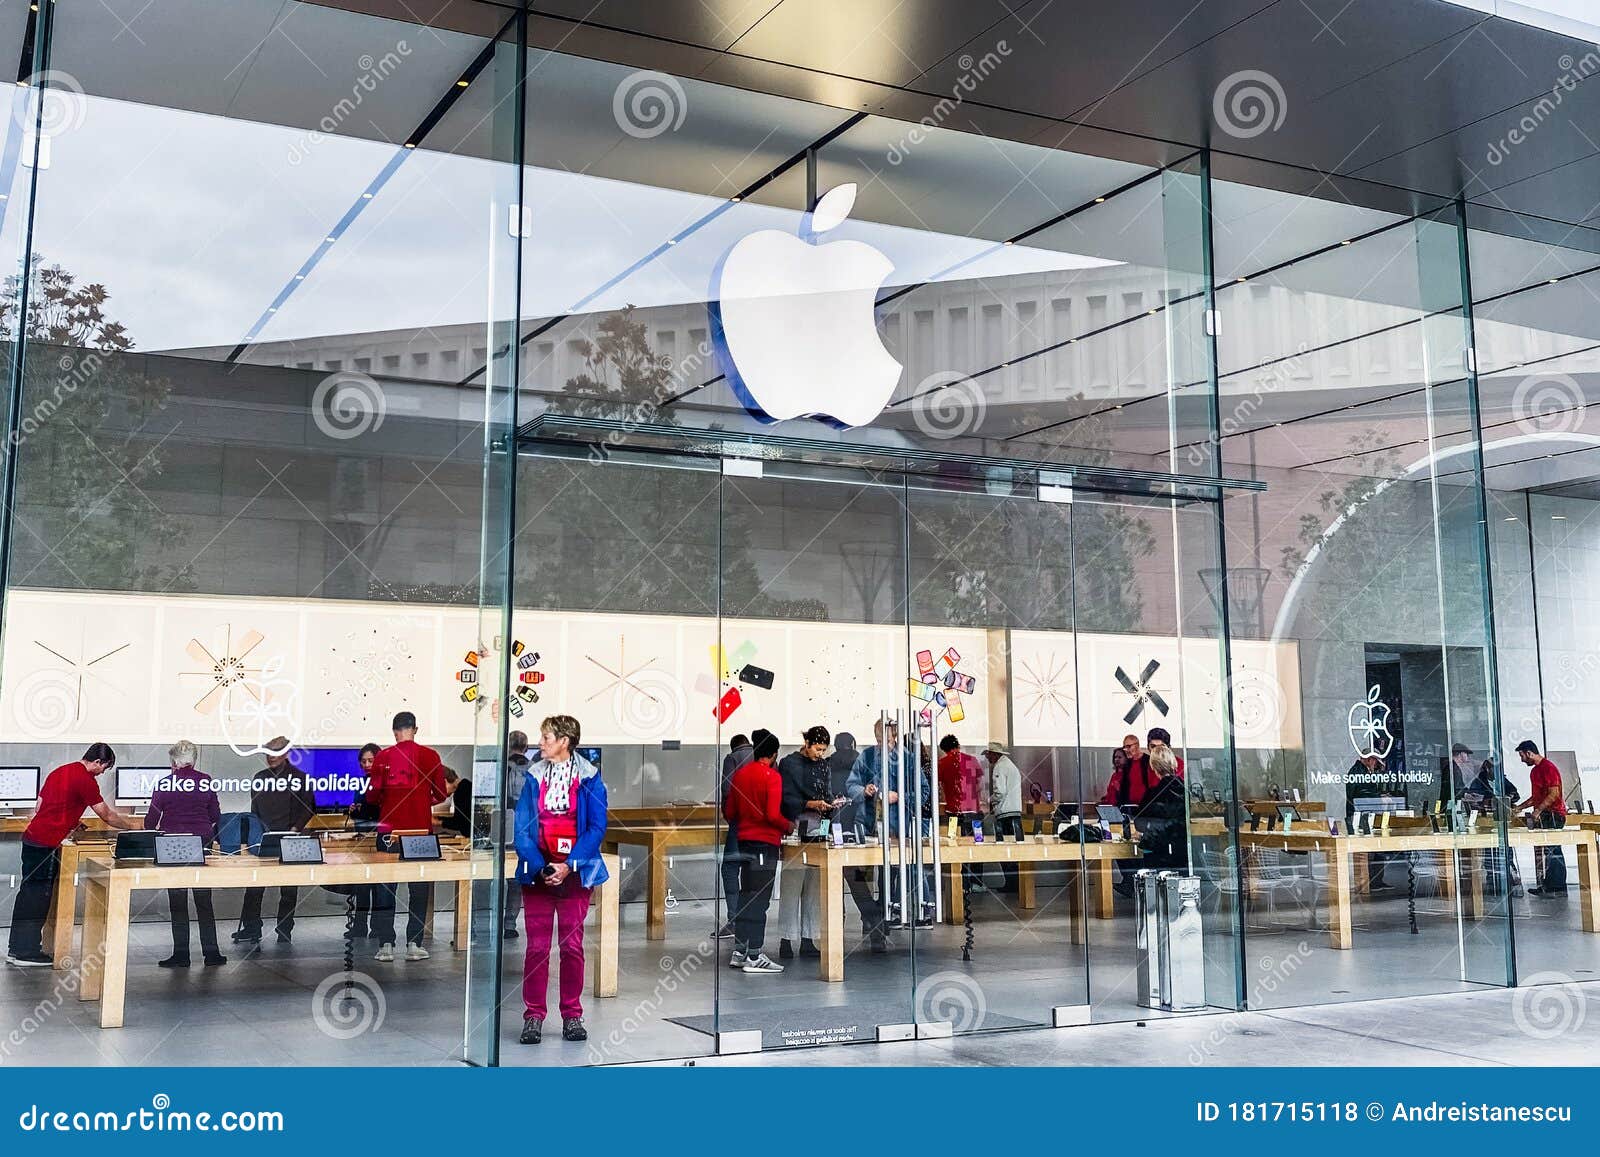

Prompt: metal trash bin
xmin=1156 ymin=872 xmax=1207 ymax=1012
xmin=1134 ymin=869 xmax=1162 ymax=1009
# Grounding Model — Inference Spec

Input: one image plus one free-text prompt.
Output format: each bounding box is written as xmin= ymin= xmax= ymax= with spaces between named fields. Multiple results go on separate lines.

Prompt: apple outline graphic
xmin=1347 ymin=684 xmax=1394 ymax=760
xmin=709 ymin=183 xmax=904 ymax=428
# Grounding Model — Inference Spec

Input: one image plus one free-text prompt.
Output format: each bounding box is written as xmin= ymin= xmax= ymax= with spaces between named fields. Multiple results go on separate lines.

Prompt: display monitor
xmin=472 ymin=758 xmax=499 ymax=799
xmin=299 ymin=747 xmax=365 ymax=809
xmin=116 ymin=765 xmax=169 ymax=805
xmin=0 ymin=765 xmax=40 ymax=807
xmin=577 ymin=745 xmax=602 ymax=773
xmin=1352 ymin=794 xmax=1407 ymax=813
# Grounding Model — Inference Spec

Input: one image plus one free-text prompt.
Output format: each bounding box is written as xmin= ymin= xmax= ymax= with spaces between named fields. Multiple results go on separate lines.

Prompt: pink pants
xmin=521 ymin=876 xmax=591 ymax=1021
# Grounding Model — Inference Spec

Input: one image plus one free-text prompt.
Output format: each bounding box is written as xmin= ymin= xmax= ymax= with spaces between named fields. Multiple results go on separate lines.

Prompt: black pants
xmin=350 ymin=885 xmax=375 ymax=935
xmin=167 ymin=888 xmax=221 ymax=959
xmin=239 ymin=886 xmax=298 ymax=937
xmin=846 ymin=867 xmax=885 ymax=939
xmin=7 ymin=841 xmax=58 ymax=958
xmin=720 ymin=827 xmax=742 ymax=929
xmin=372 ymin=881 xmax=430 ymax=946
xmin=1538 ymin=812 xmax=1569 ymax=889
xmin=993 ymin=815 xmax=1023 ymax=890
xmin=732 ymin=840 xmax=779 ymax=953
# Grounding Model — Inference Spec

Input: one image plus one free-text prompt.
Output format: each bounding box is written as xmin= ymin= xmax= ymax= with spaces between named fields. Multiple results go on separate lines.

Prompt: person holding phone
xmin=513 ymin=714 xmax=609 ymax=1045
xmin=777 ymin=724 xmax=836 ymax=959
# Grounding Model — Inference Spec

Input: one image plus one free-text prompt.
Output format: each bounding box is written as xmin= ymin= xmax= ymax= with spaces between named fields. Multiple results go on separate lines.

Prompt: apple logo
xmin=1347 ymin=684 xmax=1394 ymax=760
xmin=710 ymin=183 xmax=903 ymax=427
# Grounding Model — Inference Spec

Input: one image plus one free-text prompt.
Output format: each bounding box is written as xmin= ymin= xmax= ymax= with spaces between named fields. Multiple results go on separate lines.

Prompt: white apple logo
xmin=711 ymin=183 xmax=903 ymax=427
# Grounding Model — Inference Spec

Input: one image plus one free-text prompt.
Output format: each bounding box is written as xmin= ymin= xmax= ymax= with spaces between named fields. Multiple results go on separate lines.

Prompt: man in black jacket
xmin=776 ymin=725 xmax=834 ymax=959
xmin=235 ymin=739 xmax=317 ymax=946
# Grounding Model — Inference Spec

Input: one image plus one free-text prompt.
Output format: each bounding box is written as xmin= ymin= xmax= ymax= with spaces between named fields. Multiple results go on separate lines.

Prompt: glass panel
xmin=0 ymin=0 xmax=514 ymax=1062
xmin=1467 ymin=206 xmax=1600 ymax=990
xmin=905 ymin=475 xmax=1087 ymax=1033
xmin=502 ymin=444 xmax=721 ymax=1064
xmin=463 ymin=16 xmax=525 ymax=1070
xmin=714 ymin=461 xmax=916 ymax=1048
xmin=1213 ymin=159 xmax=1511 ymax=1008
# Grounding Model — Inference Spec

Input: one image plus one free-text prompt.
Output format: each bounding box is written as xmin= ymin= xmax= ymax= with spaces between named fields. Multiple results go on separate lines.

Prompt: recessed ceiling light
xmin=1552 ymin=514 xmax=1568 ymax=520
xmin=1505 ymin=516 xmax=1518 ymax=521
xmin=456 ymin=79 xmax=469 ymax=88
xmin=325 ymin=236 xmax=336 ymax=243
xmin=361 ymin=192 xmax=373 ymax=199
xmin=403 ymin=142 xmax=417 ymax=149
xmin=1236 ymin=276 xmax=1247 ymax=283
xmin=1094 ymin=197 xmax=1106 ymax=203
xmin=1341 ymin=239 xmax=1352 ymax=246
xmin=731 ymin=195 xmax=742 ymax=203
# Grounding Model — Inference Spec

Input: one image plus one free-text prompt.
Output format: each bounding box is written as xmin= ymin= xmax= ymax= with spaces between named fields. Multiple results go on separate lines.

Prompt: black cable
xmin=960 ymin=866 xmax=974 ymax=963
xmin=1406 ymin=854 xmax=1418 ymax=935
xmin=342 ymin=891 xmax=355 ymax=1002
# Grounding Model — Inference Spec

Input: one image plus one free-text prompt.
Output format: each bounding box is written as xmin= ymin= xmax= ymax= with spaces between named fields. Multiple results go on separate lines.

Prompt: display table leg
xmin=1067 ymin=864 xmax=1086 ymax=945
xmin=1577 ymin=837 xmax=1600 ymax=933
xmin=78 ymin=878 xmax=108 ymax=1003
xmin=819 ymin=864 xmax=844 ymax=982
xmin=1328 ymin=849 xmax=1353 ymax=950
xmin=1094 ymin=858 xmax=1115 ymax=918
xmin=1018 ymin=861 xmax=1036 ymax=910
xmin=98 ymin=880 xmax=132 ymax=1028
xmin=453 ymin=879 xmax=471 ymax=950
xmin=946 ymin=864 xmax=965 ymax=925
xmin=48 ymin=843 xmax=79 ymax=969
xmin=594 ymin=860 xmax=618 ymax=998
xmin=647 ymin=839 xmax=668 ymax=941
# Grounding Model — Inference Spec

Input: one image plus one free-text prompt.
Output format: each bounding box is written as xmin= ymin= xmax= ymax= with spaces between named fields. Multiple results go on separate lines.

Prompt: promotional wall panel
xmin=0 ymin=589 xmax=1296 ymax=753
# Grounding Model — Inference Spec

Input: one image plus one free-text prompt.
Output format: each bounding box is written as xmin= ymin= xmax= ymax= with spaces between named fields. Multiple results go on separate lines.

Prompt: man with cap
xmin=983 ymin=740 xmax=1024 ymax=893
xmin=1449 ymin=742 xmax=1476 ymax=804
xmin=1517 ymin=739 xmax=1568 ymax=896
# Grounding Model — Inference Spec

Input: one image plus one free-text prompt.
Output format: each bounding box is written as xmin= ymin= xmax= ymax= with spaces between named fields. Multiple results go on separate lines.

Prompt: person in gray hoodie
xmin=984 ymin=740 xmax=1024 ymax=894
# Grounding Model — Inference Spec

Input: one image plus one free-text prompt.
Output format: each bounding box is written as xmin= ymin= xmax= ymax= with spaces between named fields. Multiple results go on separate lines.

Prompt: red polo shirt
xmin=23 ymin=761 xmax=102 ymax=848
xmin=1530 ymin=757 xmax=1567 ymax=818
xmin=365 ymin=739 xmax=446 ymax=832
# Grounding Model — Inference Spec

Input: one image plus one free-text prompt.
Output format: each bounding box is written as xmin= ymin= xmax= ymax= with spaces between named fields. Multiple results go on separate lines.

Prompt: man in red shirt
xmin=7 ymin=743 xmax=140 ymax=967
xmin=722 ymin=732 xmax=786 ymax=974
xmin=366 ymin=711 xmax=447 ymax=961
xmin=1517 ymin=739 xmax=1568 ymax=895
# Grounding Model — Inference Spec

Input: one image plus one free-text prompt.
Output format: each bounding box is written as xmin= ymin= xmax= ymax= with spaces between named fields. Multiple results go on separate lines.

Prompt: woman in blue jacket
xmin=513 ymin=714 xmax=608 ymax=1046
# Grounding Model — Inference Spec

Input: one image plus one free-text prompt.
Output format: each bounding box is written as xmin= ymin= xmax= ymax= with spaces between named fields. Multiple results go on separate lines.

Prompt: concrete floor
xmin=2 ymin=853 xmax=1595 ymax=1066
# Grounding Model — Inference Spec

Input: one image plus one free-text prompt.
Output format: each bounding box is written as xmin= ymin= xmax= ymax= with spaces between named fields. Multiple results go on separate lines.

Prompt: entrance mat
xmin=667 ymin=1009 xmax=1037 ymax=1047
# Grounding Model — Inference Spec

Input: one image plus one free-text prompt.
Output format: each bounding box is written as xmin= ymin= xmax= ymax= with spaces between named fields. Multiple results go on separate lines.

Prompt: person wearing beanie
xmin=722 ymin=731 xmax=786 ymax=973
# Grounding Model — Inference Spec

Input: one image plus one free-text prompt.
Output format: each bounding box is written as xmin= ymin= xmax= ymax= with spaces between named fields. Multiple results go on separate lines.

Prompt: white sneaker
xmin=405 ymin=944 xmax=429 ymax=961
xmin=375 ymin=943 xmax=395 ymax=962
xmin=728 ymin=946 xmax=748 ymax=969
xmin=742 ymin=952 xmax=784 ymax=974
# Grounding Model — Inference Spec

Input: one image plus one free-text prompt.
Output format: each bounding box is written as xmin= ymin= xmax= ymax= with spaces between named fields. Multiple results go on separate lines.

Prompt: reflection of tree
xmin=914 ymin=400 xmax=1152 ymax=633
xmin=521 ymin=306 xmax=824 ymax=619
xmin=1 ymin=257 xmax=191 ymax=591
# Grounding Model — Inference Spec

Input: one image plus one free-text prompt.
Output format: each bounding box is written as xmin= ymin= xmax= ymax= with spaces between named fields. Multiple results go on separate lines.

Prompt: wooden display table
xmin=74 ymin=848 xmax=619 ymax=1029
xmin=1 ymin=814 xmax=109 ymax=835
xmin=1238 ymin=826 xmax=1599 ymax=948
xmin=601 ymin=817 xmax=721 ymax=940
xmin=782 ymin=836 xmax=1139 ymax=981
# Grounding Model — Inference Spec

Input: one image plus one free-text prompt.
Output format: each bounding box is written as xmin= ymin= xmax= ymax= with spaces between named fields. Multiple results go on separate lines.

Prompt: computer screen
xmin=299 ymin=748 xmax=365 ymax=809
xmin=1352 ymin=794 xmax=1408 ymax=813
xmin=577 ymin=745 xmax=602 ymax=773
xmin=472 ymin=759 xmax=499 ymax=799
xmin=0 ymin=765 xmax=40 ymax=807
xmin=116 ymin=766 xmax=169 ymax=804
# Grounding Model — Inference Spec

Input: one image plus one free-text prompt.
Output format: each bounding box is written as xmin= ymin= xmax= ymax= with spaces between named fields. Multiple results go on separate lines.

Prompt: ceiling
xmin=492 ymin=0 xmax=1600 ymax=227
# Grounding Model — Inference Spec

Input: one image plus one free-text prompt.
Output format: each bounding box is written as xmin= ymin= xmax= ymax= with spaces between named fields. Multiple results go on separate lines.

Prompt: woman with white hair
xmin=146 ymin=740 xmax=225 ymax=967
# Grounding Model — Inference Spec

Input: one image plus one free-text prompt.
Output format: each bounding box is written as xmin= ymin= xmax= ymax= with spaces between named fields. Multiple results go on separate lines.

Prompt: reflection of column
xmin=987 ymin=628 xmax=1010 ymax=742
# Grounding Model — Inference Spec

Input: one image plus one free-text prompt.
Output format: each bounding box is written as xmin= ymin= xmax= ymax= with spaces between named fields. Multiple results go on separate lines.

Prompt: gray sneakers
xmin=741 ymin=952 xmax=784 ymax=974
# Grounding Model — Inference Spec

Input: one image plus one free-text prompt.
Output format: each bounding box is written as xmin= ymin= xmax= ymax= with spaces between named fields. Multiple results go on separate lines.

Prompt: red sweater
xmin=1103 ymin=753 xmax=1185 ymax=807
xmin=724 ymin=760 xmax=787 ymax=845
xmin=366 ymin=739 xmax=447 ymax=832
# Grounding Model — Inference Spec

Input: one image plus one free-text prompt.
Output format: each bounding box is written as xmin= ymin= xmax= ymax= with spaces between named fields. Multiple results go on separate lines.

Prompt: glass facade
xmin=0 ymin=0 xmax=1594 ymax=1067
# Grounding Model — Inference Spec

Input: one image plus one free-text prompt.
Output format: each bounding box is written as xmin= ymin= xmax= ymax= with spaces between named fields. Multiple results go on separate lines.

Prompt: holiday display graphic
xmin=912 ymin=645 xmax=976 ymax=727
xmin=220 ymin=655 xmax=301 ymax=758
xmin=455 ymin=637 xmax=541 ymax=721
xmin=28 ymin=636 xmax=133 ymax=726
xmin=1115 ymin=658 xmax=1171 ymax=726
xmin=1347 ymin=684 xmax=1394 ymax=760
xmin=181 ymin=625 xmax=272 ymax=716
xmin=1016 ymin=650 xmax=1075 ymax=730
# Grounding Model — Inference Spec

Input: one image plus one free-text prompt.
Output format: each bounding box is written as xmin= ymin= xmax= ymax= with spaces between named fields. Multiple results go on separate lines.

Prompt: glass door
xmin=903 ymin=473 xmax=1091 ymax=1034
xmin=713 ymin=459 xmax=921 ymax=1050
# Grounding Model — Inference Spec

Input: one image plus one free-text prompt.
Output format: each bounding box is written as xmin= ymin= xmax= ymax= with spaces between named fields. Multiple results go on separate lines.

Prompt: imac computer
xmin=0 ymin=766 xmax=40 ymax=813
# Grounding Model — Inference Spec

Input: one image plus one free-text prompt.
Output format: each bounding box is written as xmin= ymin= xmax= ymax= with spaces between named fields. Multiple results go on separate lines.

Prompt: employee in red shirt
xmin=1517 ymin=739 xmax=1569 ymax=895
xmin=722 ymin=732 xmax=786 ymax=974
xmin=6 ymin=743 xmax=140 ymax=967
xmin=366 ymin=711 xmax=447 ymax=961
